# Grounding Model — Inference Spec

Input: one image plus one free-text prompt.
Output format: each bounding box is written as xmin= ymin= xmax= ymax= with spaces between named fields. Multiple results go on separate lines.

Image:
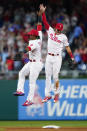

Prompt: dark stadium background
xmin=0 ymin=0 xmax=87 ymax=79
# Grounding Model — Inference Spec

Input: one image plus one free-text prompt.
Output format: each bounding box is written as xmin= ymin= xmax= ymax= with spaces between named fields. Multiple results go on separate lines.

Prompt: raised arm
xmin=39 ymin=4 xmax=49 ymax=30
xmin=42 ymin=12 xmax=49 ymax=30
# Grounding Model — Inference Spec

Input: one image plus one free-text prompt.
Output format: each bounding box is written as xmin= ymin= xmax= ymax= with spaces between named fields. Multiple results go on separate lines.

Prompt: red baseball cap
xmin=55 ymin=23 xmax=63 ymax=31
xmin=27 ymin=29 xmax=38 ymax=36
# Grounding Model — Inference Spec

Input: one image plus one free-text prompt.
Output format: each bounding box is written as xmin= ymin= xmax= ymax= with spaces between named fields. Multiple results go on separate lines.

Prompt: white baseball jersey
xmin=47 ymin=27 xmax=69 ymax=55
xmin=28 ymin=31 xmax=42 ymax=61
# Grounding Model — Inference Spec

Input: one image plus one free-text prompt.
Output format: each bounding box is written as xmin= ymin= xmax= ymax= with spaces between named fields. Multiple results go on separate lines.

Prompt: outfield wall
xmin=0 ymin=80 xmax=18 ymax=120
xmin=0 ymin=79 xmax=87 ymax=120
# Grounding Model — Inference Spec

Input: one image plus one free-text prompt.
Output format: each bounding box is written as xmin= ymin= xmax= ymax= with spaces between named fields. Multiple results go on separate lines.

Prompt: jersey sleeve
xmin=37 ymin=25 xmax=42 ymax=41
xmin=42 ymin=13 xmax=50 ymax=30
xmin=63 ymin=35 xmax=69 ymax=47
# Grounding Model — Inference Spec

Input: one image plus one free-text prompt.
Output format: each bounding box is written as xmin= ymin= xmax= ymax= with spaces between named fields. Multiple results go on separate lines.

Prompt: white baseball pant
xmin=45 ymin=55 xmax=62 ymax=96
xmin=17 ymin=61 xmax=43 ymax=102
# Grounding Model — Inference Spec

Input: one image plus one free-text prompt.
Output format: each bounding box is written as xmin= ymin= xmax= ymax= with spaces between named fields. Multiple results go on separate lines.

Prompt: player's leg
xmin=23 ymin=62 xmax=43 ymax=106
xmin=28 ymin=62 xmax=43 ymax=101
xmin=53 ymin=55 xmax=62 ymax=102
xmin=42 ymin=58 xmax=53 ymax=102
xmin=13 ymin=62 xmax=30 ymax=96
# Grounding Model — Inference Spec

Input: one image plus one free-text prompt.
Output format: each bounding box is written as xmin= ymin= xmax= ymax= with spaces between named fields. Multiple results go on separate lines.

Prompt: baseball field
xmin=0 ymin=121 xmax=87 ymax=131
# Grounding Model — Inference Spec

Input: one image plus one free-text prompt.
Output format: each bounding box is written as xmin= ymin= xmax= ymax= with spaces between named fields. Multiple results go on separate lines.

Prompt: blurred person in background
xmin=1 ymin=46 xmax=9 ymax=72
xmin=6 ymin=55 xmax=14 ymax=71
xmin=7 ymin=31 xmax=15 ymax=51
xmin=16 ymin=32 xmax=25 ymax=52
xmin=74 ymin=49 xmax=82 ymax=69
xmin=0 ymin=26 xmax=8 ymax=53
xmin=14 ymin=52 xmax=23 ymax=71
xmin=79 ymin=47 xmax=87 ymax=70
xmin=74 ymin=47 xmax=87 ymax=71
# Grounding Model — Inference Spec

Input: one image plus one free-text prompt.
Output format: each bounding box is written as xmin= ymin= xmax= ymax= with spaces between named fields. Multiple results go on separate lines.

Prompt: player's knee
xmin=46 ymin=73 xmax=51 ymax=80
xmin=29 ymin=77 xmax=36 ymax=85
xmin=30 ymin=76 xmax=37 ymax=86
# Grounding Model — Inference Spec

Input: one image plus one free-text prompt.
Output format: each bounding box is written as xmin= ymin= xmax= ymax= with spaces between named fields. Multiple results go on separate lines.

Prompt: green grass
xmin=0 ymin=121 xmax=87 ymax=127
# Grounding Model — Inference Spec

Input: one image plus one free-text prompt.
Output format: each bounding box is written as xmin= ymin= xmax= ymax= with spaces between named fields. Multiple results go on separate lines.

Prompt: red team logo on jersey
xmin=50 ymin=33 xmax=61 ymax=43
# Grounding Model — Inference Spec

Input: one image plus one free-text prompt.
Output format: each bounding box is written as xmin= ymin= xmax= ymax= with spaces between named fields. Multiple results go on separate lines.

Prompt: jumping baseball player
xmin=39 ymin=4 xmax=75 ymax=103
xmin=13 ymin=19 xmax=43 ymax=106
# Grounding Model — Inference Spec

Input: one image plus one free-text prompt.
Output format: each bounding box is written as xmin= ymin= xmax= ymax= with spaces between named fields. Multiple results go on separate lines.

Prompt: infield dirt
xmin=2 ymin=127 xmax=87 ymax=131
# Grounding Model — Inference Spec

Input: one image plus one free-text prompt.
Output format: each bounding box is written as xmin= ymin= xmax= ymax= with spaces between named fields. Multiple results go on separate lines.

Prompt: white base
xmin=42 ymin=125 xmax=61 ymax=129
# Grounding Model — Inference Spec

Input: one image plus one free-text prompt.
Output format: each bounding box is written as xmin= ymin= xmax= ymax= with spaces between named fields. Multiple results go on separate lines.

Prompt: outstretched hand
xmin=39 ymin=4 xmax=46 ymax=14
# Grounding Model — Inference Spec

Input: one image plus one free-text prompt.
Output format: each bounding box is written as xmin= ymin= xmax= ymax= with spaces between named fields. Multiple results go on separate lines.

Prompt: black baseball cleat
xmin=13 ymin=91 xmax=25 ymax=96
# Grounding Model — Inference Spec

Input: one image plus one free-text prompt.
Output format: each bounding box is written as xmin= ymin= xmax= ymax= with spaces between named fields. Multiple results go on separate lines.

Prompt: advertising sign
xmin=18 ymin=79 xmax=87 ymax=120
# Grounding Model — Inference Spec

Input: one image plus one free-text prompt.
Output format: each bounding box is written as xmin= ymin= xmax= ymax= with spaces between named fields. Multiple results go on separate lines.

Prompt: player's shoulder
xmin=49 ymin=26 xmax=54 ymax=31
xmin=29 ymin=40 xmax=37 ymax=45
xmin=61 ymin=33 xmax=68 ymax=39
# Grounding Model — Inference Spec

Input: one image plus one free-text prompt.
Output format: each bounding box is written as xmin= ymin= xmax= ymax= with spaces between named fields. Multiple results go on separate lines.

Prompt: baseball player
xmin=39 ymin=4 xmax=75 ymax=103
xmin=13 ymin=20 xmax=43 ymax=106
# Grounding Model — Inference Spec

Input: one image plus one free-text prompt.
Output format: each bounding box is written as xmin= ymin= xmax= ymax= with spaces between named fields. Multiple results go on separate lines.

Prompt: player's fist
xmin=39 ymin=4 xmax=46 ymax=14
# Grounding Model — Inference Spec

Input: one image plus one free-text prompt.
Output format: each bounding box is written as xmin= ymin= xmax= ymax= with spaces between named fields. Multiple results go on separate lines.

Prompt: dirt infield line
xmin=0 ymin=127 xmax=87 ymax=131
